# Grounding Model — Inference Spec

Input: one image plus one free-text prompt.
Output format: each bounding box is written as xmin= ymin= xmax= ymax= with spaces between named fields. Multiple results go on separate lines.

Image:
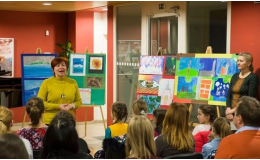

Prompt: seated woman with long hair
xmin=155 ymin=103 xmax=194 ymax=158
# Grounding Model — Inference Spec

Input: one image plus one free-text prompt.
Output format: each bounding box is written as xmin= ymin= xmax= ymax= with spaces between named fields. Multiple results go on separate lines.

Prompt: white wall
xmin=93 ymin=12 xmax=107 ymax=121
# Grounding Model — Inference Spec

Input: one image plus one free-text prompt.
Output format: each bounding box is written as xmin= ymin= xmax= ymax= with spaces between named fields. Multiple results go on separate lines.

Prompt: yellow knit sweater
xmin=37 ymin=76 xmax=82 ymax=124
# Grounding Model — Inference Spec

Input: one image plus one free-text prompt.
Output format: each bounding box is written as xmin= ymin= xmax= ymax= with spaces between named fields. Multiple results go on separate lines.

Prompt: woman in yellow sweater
xmin=37 ymin=57 xmax=82 ymax=124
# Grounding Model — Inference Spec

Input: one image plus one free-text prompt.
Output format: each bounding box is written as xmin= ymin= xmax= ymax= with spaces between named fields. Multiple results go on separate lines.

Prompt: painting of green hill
xmin=177 ymin=92 xmax=196 ymax=99
xmin=178 ymin=68 xmax=199 ymax=77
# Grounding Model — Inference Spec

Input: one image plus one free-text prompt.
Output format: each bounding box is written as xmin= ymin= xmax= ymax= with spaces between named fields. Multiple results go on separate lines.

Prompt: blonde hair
xmin=126 ymin=115 xmax=156 ymax=159
xmin=0 ymin=106 xmax=12 ymax=135
xmin=239 ymin=52 xmax=254 ymax=71
xmin=212 ymin=117 xmax=232 ymax=139
xmin=162 ymin=103 xmax=193 ymax=151
xmin=132 ymin=99 xmax=148 ymax=115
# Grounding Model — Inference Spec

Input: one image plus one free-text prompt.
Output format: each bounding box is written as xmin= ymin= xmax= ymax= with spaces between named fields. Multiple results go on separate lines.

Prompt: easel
xmin=189 ymin=46 xmax=221 ymax=127
xmin=82 ymin=105 xmax=106 ymax=137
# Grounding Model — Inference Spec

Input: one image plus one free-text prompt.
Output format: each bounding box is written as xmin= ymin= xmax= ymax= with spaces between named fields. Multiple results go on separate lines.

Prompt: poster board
xmin=69 ymin=53 xmax=106 ymax=105
xmin=136 ymin=55 xmax=176 ymax=114
xmin=174 ymin=53 xmax=239 ymax=106
xmin=21 ymin=54 xmax=57 ymax=105
xmin=0 ymin=38 xmax=14 ymax=77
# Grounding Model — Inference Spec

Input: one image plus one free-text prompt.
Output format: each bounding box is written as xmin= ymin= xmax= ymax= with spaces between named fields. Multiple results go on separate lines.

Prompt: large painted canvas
xmin=0 ymin=38 xmax=14 ymax=77
xmin=139 ymin=56 xmax=164 ymax=75
xmin=136 ymin=94 xmax=161 ymax=114
xmin=137 ymin=75 xmax=162 ymax=94
xmin=22 ymin=55 xmax=56 ymax=78
xmin=174 ymin=54 xmax=239 ymax=106
xmin=70 ymin=54 xmax=86 ymax=76
xmin=23 ymin=79 xmax=43 ymax=105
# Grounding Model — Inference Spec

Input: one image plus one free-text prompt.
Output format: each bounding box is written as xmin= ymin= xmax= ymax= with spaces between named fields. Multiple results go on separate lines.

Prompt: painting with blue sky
xmin=177 ymin=76 xmax=198 ymax=99
xmin=70 ymin=54 xmax=86 ymax=76
xmin=215 ymin=58 xmax=238 ymax=77
xmin=178 ymin=58 xmax=200 ymax=77
xmin=22 ymin=55 xmax=55 ymax=78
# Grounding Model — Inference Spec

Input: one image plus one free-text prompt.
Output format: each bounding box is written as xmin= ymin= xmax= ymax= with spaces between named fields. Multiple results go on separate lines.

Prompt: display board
xmin=174 ymin=53 xmax=239 ymax=106
xmin=136 ymin=55 xmax=176 ymax=114
xmin=69 ymin=53 xmax=106 ymax=105
xmin=21 ymin=54 xmax=57 ymax=105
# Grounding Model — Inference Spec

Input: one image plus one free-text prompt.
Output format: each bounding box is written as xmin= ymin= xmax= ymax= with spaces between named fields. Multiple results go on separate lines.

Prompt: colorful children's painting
xmin=158 ymin=79 xmax=174 ymax=105
xmin=23 ymin=79 xmax=43 ymax=105
xmin=79 ymin=88 xmax=91 ymax=104
xmin=70 ymin=54 xmax=86 ymax=76
xmin=137 ymin=75 xmax=162 ymax=94
xmin=136 ymin=94 xmax=161 ymax=114
xmin=139 ymin=56 xmax=164 ymax=75
xmin=174 ymin=54 xmax=239 ymax=105
xmin=163 ymin=56 xmax=176 ymax=77
xmin=89 ymin=56 xmax=104 ymax=74
xmin=22 ymin=55 xmax=55 ymax=78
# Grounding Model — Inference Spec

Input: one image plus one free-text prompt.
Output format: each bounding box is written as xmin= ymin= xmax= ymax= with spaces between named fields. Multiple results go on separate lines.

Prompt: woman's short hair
xmin=51 ymin=57 xmax=69 ymax=71
xmin=26 ymin=97 xmax=45 ymax=127
xmin=0 ymin=106 xmax=12 ymax=134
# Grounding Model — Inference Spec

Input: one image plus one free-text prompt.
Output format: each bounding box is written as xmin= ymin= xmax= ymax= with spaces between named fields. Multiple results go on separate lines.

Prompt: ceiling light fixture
xmin=43 ymin=3 xmax=52 ymax=6
xmin=102 ymin=8 xmax=108 ymax=11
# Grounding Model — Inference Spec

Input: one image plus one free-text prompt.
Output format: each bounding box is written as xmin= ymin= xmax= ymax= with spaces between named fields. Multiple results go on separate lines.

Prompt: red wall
xmin=107 ymin=6 xmax=114 ymax=126
xmin=230 ymin=2 xmax=260 ymax=99
xmin=0 ymin=11 xmax=68 ymax=77
xmin=75 ymin=11 xmax=94 ymax=53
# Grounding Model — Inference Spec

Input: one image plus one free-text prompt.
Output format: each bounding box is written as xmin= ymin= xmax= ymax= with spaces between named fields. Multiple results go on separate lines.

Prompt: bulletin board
xmin=174 ymin=53 xmax=239 ymax=106
xmin=21 ymin=54 xmax=57 ymax=105
xmin=69 ymin=53 xmax=106 ymax=105
xmin=136 ymin=55 xmax=176 ymax=114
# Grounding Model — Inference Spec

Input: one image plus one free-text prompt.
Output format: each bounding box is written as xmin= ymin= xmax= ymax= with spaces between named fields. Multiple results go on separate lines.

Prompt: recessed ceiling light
xmin=102 ymin=8 xmax=108 ymax=11
xmin=43 ymin=3 xmax=52 ymax=6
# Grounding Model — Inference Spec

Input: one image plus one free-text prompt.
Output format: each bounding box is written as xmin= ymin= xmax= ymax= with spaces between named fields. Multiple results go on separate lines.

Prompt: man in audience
xmin=215 ymin=96 xmax=260 ymax=159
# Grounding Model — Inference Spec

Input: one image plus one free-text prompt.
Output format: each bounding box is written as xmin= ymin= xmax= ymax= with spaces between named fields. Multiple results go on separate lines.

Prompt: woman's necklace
xmin=239 ymin=71 xmax=251 ymax=79
xmin=58 ymin=82 xmax=66 ymax=99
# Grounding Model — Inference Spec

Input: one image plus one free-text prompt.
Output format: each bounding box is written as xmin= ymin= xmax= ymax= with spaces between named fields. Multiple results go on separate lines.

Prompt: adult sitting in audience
xmin=0 ymin=133 xmax=29 ymax=159
xmin=0 ymin=106 xmax=33 ymax=158
xmin=16 ymin=97 xmax=48 ymax=150
xmin=215 ymin=96 xmax=260 ymax=159
xmin=42 ymin=111 xmax=92 ymax=159
xmin=155 ymin=103 xmax=194 ymax=158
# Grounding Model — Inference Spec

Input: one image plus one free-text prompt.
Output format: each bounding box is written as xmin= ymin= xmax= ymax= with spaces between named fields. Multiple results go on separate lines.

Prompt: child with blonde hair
xmin=126 ymin=115 xmax=159 ymax=159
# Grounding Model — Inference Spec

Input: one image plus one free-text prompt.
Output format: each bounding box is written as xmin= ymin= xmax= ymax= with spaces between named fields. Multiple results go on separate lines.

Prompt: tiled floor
xmin=12 ymin=121 xmax=105 ymax=157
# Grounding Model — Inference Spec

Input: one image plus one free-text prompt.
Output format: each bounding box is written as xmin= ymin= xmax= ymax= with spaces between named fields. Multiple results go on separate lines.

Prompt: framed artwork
xmin=21 ymin=54 xmax=56 ymax=78
xmin=70 ymin=54 xmax=86 ymax=76
xmin=0 ymin=38 xmax=14 ymax=77
xmin=22 ymin=79 xmax=44 ymax=105
xmin=88 ymin=55 xmax=104 ymax=74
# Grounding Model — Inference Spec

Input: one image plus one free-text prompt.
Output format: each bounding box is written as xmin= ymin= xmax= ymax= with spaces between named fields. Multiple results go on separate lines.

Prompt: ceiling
xmin=0 ymin=1 xmax=132 ymax=12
